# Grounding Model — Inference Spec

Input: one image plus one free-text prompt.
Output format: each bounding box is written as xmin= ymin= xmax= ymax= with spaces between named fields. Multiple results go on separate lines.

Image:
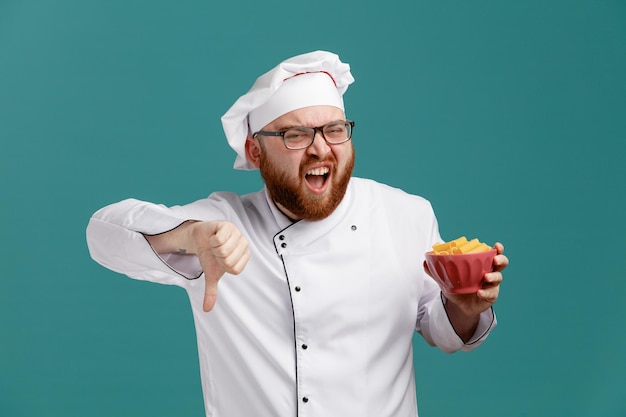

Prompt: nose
xmin=306 ymin=129 xmax=331 ymax=157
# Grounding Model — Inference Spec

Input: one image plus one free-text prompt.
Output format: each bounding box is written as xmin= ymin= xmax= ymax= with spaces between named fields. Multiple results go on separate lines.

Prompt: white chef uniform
xmin=86 ymin=177 xmax=495 ymax=417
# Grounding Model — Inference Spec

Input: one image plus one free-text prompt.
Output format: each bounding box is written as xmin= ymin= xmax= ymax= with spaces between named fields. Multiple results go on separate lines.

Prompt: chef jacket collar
xmin=264 ymin=187 xmax=297 ymax=230
xmin=263 ymin=178 xmax=355 ymax=235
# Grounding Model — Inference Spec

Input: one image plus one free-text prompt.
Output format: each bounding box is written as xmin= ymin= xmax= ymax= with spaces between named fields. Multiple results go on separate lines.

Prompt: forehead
xmin=264 ymin=105 xmax=345 ymax=130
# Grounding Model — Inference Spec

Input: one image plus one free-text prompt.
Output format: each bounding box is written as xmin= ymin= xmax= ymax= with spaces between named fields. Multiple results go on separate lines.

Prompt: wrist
xmin=181 ymin=221 xmax=202 ymax=255
xmin=442 ymin=293 xmax=480 ymax=321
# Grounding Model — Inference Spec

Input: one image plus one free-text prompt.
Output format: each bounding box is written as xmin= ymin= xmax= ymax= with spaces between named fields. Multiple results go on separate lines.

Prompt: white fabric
xmin=221 ymin=51 xmax=355 ymax=171
xmin=86 ymin=178 xmax=496 ymax=417
xmin=248 ymin=72 xmax=344 ymax=135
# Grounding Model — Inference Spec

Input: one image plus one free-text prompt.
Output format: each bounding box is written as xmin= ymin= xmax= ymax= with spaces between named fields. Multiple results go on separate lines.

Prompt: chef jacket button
xmin=351 ymin=225 xmax=357 ymax=231
xmin=281 ymin=242 xmax=287 ymax=248
xmin=301 ymin=344 xmax=308 ymax=350
xmin=279 ymin=235 xmax=285 ymax=240
xmin=302 ymin=397 xmax=309 ymax=403
xmin=295 ymin=286 xmax=301 ymax=292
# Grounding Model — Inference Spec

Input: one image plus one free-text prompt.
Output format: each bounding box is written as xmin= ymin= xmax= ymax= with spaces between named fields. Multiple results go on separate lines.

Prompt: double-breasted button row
xmin=276 ymin=234 xmax=287 ymax=249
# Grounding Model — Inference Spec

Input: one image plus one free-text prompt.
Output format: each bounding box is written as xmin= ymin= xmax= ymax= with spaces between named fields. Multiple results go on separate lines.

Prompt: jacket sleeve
xmin=416 ymin=281 xmax=496 ymax=353
xmin=414 ymin=197 xmax=497 ymax=353
xmin=86 ymin=198 xmax=204 ymax=287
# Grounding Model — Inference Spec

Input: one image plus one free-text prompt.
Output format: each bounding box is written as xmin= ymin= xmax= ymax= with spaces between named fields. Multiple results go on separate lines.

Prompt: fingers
xmin=491 ymin=242 xmax=508 ymax=273
xmin=492 ymin=254 xmax=509 ymax=273
xmin=481 ymin=241 xmax=507 ymax=304
xmin=477 ymin=286 xmax=499 ymax=304
xmin=478 ymin=270 xmax=501 ymax=302
xmin=195 ymin=221 xmax=250 ymax=312
xmin=494 ymin=241 xmax=505 ymax=255
xmin=209 ymin=222 xmax=250 ymax=275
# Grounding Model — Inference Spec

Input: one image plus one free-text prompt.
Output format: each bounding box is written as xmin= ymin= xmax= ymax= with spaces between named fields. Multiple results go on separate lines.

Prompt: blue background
xmin=1 ymin=0 xmax=625 ymax=416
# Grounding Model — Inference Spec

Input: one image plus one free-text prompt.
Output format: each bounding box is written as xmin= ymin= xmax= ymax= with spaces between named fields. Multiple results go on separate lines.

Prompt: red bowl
xmin=424 ymin=248 xmax=497 ymax=294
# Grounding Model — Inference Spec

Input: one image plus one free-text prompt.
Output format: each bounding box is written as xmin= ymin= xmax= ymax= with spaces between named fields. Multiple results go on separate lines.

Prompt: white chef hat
xmin=221 ymin=50 xmax=355 ymax=170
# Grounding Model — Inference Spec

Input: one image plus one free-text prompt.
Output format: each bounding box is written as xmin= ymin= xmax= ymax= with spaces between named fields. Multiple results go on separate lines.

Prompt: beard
xmin=259 ymin=146 xmax=355 ymax=221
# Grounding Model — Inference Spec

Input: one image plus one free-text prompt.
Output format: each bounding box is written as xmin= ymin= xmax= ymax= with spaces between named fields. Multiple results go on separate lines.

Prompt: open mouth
xmin=304 ymin=166 xmax=330 ymax=192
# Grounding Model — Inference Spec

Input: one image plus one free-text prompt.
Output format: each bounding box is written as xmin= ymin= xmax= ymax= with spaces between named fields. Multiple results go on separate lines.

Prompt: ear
xmin=245 ymin=136 xmax=262 ymax=169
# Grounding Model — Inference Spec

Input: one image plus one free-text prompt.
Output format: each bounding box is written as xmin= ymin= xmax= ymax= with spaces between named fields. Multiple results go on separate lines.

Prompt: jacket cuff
xmin=440 ymin=292 xmax=497 ymax=352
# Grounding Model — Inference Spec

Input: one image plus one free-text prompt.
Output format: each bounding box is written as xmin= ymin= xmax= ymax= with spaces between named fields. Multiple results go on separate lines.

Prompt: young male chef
xmin=87 ymin=50 xmax=508 ymax=417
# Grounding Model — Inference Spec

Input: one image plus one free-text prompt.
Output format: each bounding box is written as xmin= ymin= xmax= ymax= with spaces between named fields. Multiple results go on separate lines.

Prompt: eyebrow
xmin=273 ymin=124 xmax=298 ymax=131
xmin=273 ymin=120 xmax=346 ymax=131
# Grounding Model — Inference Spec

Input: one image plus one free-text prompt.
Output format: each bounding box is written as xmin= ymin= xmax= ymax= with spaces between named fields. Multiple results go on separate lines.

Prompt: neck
xmin=274 ymin=201 xmax=301 ymax=222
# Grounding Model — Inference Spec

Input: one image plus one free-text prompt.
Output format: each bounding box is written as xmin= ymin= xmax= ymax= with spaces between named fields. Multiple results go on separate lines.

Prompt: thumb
xmin=199 ymin=250 xmax=225 ymax=312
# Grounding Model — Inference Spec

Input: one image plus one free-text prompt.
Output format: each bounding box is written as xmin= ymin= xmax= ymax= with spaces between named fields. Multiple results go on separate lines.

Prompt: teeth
xmin=306 ymin=167 xmax=329 ymax=176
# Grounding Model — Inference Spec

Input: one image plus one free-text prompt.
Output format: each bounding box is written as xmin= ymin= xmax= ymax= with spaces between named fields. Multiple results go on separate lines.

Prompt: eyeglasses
xmin=252 ymin=120 xmax=355 ymax=150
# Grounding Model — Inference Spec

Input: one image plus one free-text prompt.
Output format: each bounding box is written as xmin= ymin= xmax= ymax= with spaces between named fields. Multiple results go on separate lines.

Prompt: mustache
xmin=299 ymin=155 xmax=336 ymax=170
